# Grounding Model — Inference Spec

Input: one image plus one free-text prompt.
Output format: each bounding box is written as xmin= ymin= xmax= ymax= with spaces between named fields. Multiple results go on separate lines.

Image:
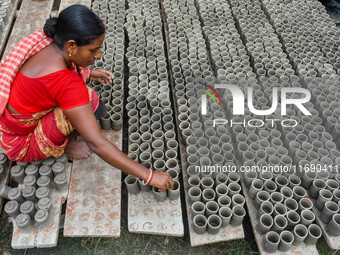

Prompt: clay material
xmin=39 ymin=165 xmax=53 ymax=179
xmin=10 ymin=165 xmax=25 ymax=184
xmin=278 ymin=231 xmax=294 ymax=252
xmin=305 ymin=224 xmax=322 ymax=245
xmin=293 ymin=224 xmax=308 ymax=245
xmin=316 ymin=188 xmax=333 ymax=209
xmin=22 ymin=185 xmax=37 ymax=203
xmin=4 ymin=200 xmax=20 ymax=218
xmin=167 ymin=180 xmax=180 ymax=200
xmin=23 ymin=174 xmax=38 ymax=189
xmin=230 ymin=205 xmax=246 ymax=226
xmin=248 ymin=179 xmax=263 ymax=198
xmin=205 ymin=201 xmax=219 ymax=217
xmin=37 ymin=175 xmax=52 ymax=189
xmin=52 ymin=161 xmax=65 ymax=176
xmin=272 ymin=215 xmax=288 ymax=232
xmin=15 ymin=213 xmax=34 ymax=233
xmin=193 ymin=214 xmax=207 ymax=234
xmin=137 ymin=178 xmax=152 ymax=192
xmin=35 ymin=186 xmax=51 ymax=200
xmin=192 ymin=201 xmax=205 ymax=217
xmin=8 ymin=188 xmax=25 ymax=203
xmin=207 ymin=215 xmax=222 ymax=234
xmin=37 ymin=197 xmax=53 ymax=213
xmin=202 ymin=188 xmax=216 ymax=203
xmin=254 ymin=191 xmax=270 ymax=209
xmin=218 ymin=195 xmax=231 ymax=208
xmin=0 ymin=184 xmax=11 ymax=199
xmin=256 ymin=214 xmax=273 ymax=234
xmin=125 ymin=175 xmax=140 ymax=194
xmin=188 ymin=187 xmax=201 ymax=203
xmin=327 ymin=213 xmax=340 ymax=236
xmin=321 ymin=201 xmax=339 ymax=223
xmin=25 ymin=165 xmax=39 ymax=178
xmin=54 ymin=173 xmax=68 ymax=192
xmin=19 ymin=200 xmax=36 ymax=219
xmin=35 ymin=209 xmax=52 ymax=229
xmin=152 ymin=187 xmax=167 ymax=202
xmin=263 ymin=231 xmax=280 ymax=253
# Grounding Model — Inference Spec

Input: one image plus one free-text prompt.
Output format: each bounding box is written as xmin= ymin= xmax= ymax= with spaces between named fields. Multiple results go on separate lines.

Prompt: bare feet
xmin=65 ymin=140 xmax=93 ymax=159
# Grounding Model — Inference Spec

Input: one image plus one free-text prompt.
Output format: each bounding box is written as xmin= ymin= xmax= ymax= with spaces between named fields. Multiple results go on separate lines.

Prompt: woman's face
xmin=71 ymin=33 xmax=105 ymax=67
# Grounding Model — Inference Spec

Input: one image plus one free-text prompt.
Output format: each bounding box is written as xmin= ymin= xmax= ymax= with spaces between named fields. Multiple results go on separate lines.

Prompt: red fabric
xmin=0 ymin=30 xmax=90 ymax=115
xmin=9 ymin=69 xmax=90 ymax=114
xmin=0 ymin=88 xmax=99 ymax=162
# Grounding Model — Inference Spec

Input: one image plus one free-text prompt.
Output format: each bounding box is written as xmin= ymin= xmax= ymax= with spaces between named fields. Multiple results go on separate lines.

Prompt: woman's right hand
xmin=149 ymin=171 xmax=174 ymax=191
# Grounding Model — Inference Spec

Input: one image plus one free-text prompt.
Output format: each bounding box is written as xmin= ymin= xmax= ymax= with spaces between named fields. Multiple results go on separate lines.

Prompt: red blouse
xmin=8 ymin=69 xmax=90 ymax=114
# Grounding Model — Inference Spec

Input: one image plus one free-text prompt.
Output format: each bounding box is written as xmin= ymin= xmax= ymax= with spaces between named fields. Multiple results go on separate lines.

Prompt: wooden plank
xmin=3 ymin=0 xmax=54 ymax=57
xmin=59 ymin=0 xmax=91 ymax=13
xmin=311 ymin=199 xmax=340 ymax=250
xmin=11 ymin=163 xmax=72 ymax=249
xmin=128 ymin=191 xmax=184 ymax=236
xmin=0 ymin=0 xmax=21 ymax=59
xmin=63 ymin=129 xmax=122 ymax=237
xmin=240 ymin=181 xmax=319 ymax=255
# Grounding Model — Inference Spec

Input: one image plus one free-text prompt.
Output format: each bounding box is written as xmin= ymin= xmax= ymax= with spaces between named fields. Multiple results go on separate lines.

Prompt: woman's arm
xmin=63 ymin=103 xmax=174 ymax=191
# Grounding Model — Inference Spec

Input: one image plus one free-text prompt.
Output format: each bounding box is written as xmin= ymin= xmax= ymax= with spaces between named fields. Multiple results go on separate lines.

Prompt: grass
xmin=0 ymin=196 xmax=338 ymax=255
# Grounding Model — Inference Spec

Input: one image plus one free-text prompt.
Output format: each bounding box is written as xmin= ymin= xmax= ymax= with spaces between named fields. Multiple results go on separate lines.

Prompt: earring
xmin=68 ymin=50 xmax=72 ymax=57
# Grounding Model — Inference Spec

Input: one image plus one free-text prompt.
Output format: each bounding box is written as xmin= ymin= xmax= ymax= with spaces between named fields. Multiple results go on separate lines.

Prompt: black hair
xmin=43 ymin=4 xmax=105 ymax=49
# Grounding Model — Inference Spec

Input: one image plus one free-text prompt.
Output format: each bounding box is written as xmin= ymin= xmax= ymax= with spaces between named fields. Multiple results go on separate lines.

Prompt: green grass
xmin=0 ymin=197 xmax=337 ymax=255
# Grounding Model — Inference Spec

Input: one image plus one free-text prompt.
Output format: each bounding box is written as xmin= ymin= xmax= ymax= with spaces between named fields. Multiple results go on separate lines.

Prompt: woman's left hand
xmin=90 ymin=69 xmax=114 ymax=85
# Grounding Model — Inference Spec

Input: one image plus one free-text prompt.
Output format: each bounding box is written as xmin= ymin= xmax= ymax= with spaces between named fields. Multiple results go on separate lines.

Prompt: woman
xmin=0 ymin=5 xmax=173 ymax=191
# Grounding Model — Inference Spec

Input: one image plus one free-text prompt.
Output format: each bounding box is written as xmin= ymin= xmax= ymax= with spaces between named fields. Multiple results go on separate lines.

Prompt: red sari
xmin=0 ymin=30 xmax=98 ymax=162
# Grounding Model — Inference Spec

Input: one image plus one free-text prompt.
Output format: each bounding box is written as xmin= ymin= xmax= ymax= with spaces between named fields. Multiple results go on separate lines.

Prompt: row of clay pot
xmin=246 ymin=174 xmax=323 ymax=251
xmin=163 ymin=2 xmax=249 ymax=235
xmin=195 ymin=0 xmax=257 ymax=80
xmin=163 ymin=2 xmax=244 ymax=188
xmin=124 ymin=174 xmax=180 ymax=201
xmin=192 ymin=205 xmax=245 ymax=234
xmin=314 ymin=185 xmax=340 ymax=236
xmin=262 ymin=0 xmax=340 ymax=78
xmin=125 ymin=0 xmax=180 ymax=173
xmin=0 ymin=155 xmax=69 ymax=232
xmin=263 ymin=225 xmax=321 ymax=253
xmin=261 ymin=0 xmax=340 ymax=160
xmin=187 ymin=172 xmax=246 ymax=234
xmin=91 ymin=0 xmax=125 ymax=131
xmin=6 ymin=201 xmax=53 ymax=233
xmin=4 ymin=186 xmax=53 ymax=231
xmin=228 ymin=0 xmax=293 ymax=81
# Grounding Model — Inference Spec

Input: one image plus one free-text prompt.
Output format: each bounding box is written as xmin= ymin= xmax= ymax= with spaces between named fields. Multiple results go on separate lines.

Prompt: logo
xmin=197 ymin=82 xmax=223 ymax=115
xmin=200 ymin=84 xmax=312 ymax=116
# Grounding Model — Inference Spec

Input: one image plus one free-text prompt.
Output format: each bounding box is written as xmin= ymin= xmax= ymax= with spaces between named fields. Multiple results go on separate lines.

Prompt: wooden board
xmin=64 ymin=129 xmax=122 ymax=237
xmin=59 ymin=0 xmax=91 ymax=13
xmin=11 ymin=163 xmax=72 ymax=249
xmin=0 ymin=0 xmax=21 ymax=59
xmin=128 ymin=191 xmax=184 ymax=236
xmin=3 ymin=0 xmax=54 ymax=57
xmin=311 ymin=199 xmax=340 ymax=250
xmin=241 ymin=181 xmax=319 ymax=255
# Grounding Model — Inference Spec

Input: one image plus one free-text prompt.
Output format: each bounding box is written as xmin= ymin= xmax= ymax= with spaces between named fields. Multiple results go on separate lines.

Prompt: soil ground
xmin=0 ymin=0 xmax=340 ymax=254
